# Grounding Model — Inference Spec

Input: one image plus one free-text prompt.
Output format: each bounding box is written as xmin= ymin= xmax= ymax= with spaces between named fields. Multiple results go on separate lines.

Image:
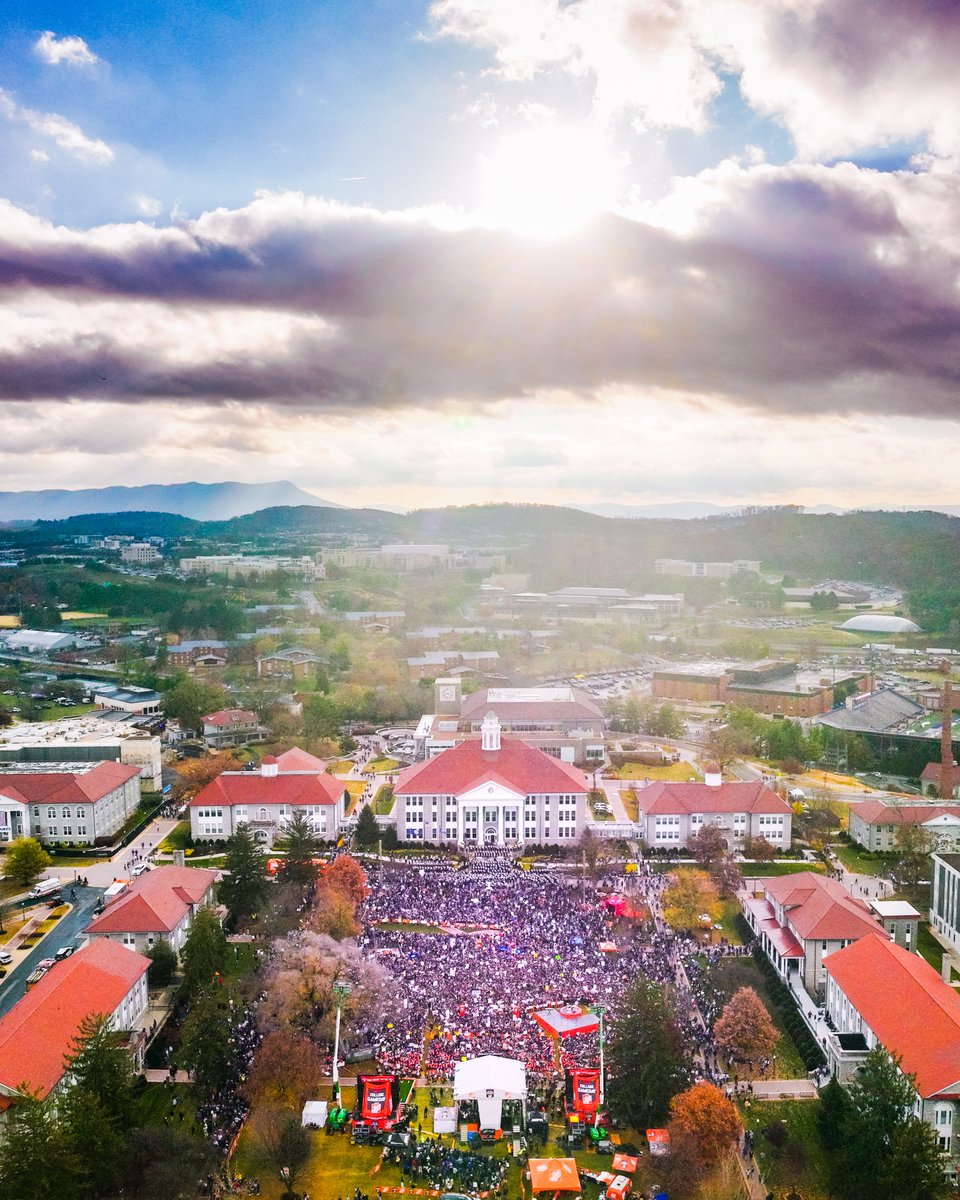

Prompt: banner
xmin=358 ymin=1074 xmax=398 ymax=1124
xmin=566 ymin=1068 xmax=601 ymax=1116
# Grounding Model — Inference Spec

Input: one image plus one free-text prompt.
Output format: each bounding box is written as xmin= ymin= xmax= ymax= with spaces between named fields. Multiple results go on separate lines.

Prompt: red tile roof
xmin=190 ymin=770 xmax=345 ymax=808
xmin=763 ymin=871 xmax=879 ymax=941
xmin=853 ymin=801 xmax=960 ymax=826
xmin=921 ymin=762 xmax=960 ymax=785
xmin=275 ymin=747 xmax=328 ymax=772
xmin=0 ymin=941 xmax=150 ymax=1099
xmin=460 ymin=688 xmax=603 ymax=722
xmin=84 ymin=865 xmax=217 ymax=935
xmin=636 ymin=780 xmax=790 ymax=816
xmin=394 ymin=737 xmax=587 ymax=797
xmin=202 ymin=708 xmax=257 ymax=726
xmin=0 ymin=760 xmax=140 ymax=806
xmin=825 ymin=933 xmax=960 ymax=1099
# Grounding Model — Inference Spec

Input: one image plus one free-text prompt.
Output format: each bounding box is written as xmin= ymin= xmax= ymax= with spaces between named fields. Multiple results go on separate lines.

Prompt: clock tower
xmin=434 ymin=676 xmax=461 ymax=716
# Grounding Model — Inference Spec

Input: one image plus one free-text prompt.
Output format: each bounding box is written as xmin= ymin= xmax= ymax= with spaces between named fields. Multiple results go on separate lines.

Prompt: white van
xmin=0 ymin=950 xmax=12 ymax=965
xmin=28 ymin=878 xmax=62 ymax=899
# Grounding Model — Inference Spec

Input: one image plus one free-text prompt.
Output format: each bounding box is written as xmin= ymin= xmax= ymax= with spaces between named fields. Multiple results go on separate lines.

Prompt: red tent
xmin=612 ymin=1154 xmax=638 ymax=1174
xmin=529 ymin=1159 xmax=581 ymax=1192
xmin=533 ymin=1005 xmax=600 ymax=1038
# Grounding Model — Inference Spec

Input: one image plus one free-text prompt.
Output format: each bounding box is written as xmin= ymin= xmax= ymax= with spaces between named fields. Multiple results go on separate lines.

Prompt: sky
xmin=2 ymin=0 xmax=960 ymax=512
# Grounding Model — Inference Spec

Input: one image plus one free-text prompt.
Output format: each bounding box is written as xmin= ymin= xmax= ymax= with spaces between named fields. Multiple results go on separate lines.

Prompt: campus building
xmin=635 ymin=768 xmax=792 ymax=851
xmin=189 ymin=749 xmax=345 ymax=846
xmin=849 ymin=802 xmax=960 ymax=853
xmin=393 ymin=714 xmax=589 ymax=847
xmin=0 ymin=760 xmax=141 ymax=845
xmin=84 ymin=865 xmax=219 ymax=954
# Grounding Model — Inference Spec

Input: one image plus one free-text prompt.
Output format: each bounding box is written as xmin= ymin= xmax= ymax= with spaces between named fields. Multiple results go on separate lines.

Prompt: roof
xmin=838 ymin=614 xmax=921 ymax=633
xmin=825 ymin=934 xmax=960 ymax=1099
xmin=870 ymin=900 xmax=922 ymax=919
xmin=819 ymin=689 xmax=923 ymax=733
xmin=394 ymin=737 xmax=587 ymax=798
xmin=202 ymin=708 xmax=257 ymax=726
xmin=528 ymin=1159 xmax=581 ymax=1192
xmin=275 ymin=747 xmax=328 ymax=772
xmin=0 ymin=941 xmax=150 ymax=1099
xmin=921 ymin=761 xmax=960 ymax=785
xmin=762 ymin=872 xmax=880 ymax=941
xmin=852 ymin=801 xmax=960 ymax=827
xmin=636 ymin=780 xmax=790 ymax=817
xmin=190 ymin=769 xmax=345 ymax=808
xmin=85 ymin=865 xmax=217 ymax=935
xmin=460 ymin=686 xmax=603 ymax=722
xmin=0 ymin=760 xmax=140 ymax=806
xmin=169 ymin=640 xmax=228 ymax=651
xmin=453 ymin=1055 xmax=527 ymax=1099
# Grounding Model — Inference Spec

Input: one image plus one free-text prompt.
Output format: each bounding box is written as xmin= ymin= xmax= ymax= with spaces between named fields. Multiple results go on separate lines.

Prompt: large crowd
xmin=359 ymin=850 xmax=742 ymax=1090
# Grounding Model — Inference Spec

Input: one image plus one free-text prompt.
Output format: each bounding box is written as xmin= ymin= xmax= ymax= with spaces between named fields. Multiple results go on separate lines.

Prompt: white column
xmin=457 ymin=799 xmax=463 ymax=844
xmin=497 ymin=803 xmax=504 ymax=847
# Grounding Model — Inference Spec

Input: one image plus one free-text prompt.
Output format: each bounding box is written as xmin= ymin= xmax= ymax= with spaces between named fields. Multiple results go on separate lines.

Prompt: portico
xmin=456 ymin=780 xmax=523 ymax=846
xmin=0 ymin=794 xmax=27 ymax=842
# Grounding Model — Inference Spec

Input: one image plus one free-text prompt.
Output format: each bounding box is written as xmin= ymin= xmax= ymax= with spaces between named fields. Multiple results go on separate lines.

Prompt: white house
xmin=84 ymin=864 xmax=218 ymax=953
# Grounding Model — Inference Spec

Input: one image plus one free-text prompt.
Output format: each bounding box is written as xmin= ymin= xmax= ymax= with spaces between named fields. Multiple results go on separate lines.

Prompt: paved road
xmin=0 ymin=884 xmax=104 ymax=1017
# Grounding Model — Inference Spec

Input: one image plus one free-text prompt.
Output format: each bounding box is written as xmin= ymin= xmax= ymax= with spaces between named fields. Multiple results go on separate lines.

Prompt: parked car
xmin=131 ymin=863 xmax=152 ymax=877
xmin=54 ymin=945 xmax=75 ymax=960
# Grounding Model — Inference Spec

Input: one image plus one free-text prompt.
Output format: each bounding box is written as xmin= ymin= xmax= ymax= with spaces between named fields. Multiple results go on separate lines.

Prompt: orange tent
xmin=529 ymin=1158 xmax=581 ymax=1192
xmin=612 ymin=1154 xmax=638 ymax=1174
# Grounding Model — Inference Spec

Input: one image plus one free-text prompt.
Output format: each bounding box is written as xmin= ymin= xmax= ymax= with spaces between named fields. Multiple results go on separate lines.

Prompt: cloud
xmin=1 ymin=163 xmax=960 ymax=420
xmin=135 ymin=194 xmax=163 ymax=218
xmin=33 ymin=30 xmax=99 ymax=67
xmin=0 ymin=88 xmax=114 ymax=163
xmin=430 ymin=0 xmax=960 ymax=158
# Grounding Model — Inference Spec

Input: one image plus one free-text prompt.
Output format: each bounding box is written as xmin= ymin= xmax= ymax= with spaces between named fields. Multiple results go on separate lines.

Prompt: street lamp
xmin=331 ymin=980 xmax=351 ymax=1100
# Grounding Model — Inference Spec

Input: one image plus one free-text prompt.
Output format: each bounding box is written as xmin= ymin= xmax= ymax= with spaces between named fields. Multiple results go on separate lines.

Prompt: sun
xmin=478 ymin=123 xmax=619 ymax=237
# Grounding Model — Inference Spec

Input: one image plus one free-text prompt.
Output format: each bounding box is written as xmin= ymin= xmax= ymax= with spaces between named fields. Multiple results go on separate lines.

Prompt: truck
xmin=27 ymin=877 xmax=63 ymax=900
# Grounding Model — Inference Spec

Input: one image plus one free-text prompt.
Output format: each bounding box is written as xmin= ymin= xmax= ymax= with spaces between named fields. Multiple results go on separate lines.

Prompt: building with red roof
xmin=635 ymin=768 xmax=792 ymax=851
xmin=84 ymin=864 xmax=218 ymax=953
xmin=743 ymin=871 xmax=883 ymax=994
xmin=393 ymin=714 xmax=588 ymax=846
xmin=190 ymin=754 xmax=346 ymax=846
xmin=849 ymin=799 xmax=960 ymax=853
xmin=0 ymin=940 xmax=150 ymax=1113
xmin=201 ymin=708 xmax=264 ymax=749
xmin=824 ymin=933 xmax=960 ymax=1170
xmin=0 ymin=759 xmax=141 ymax=846
xmin=922 ymin=761 xmax=960 ymax=799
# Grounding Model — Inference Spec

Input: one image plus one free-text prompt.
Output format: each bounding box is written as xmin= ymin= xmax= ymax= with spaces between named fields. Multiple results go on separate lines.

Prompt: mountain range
xmin=0 ymin=480 xmax=339 ymax=522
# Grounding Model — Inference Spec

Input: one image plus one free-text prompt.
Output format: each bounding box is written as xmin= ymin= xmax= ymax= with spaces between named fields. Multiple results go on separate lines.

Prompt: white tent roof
xmin=301 ymin=1100 xmax=328 ymax=1127
xmin=453 ymin=1055 xmax=526 ymax=1099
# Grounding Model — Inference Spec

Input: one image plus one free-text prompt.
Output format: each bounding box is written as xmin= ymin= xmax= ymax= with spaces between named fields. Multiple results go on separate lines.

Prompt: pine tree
xmin=179 ymin=986 xmax=236 ymax=1098
xmin=146 ymin=939 xmax=178 ymax=987
xmin=606 ymin=977 xmax=690 ymax=1128
xmin=354 ymin=802 xmax=379 ymax=848
xmin=220 ymin=823 xmax=267 ymax=922
xmin=0 ymin=1091 xmax=77 ymax=1200
xmin=817 ymin=1075 xmax=852 ymax=1152
xmin=63 ymin=1012 xmax=133 ymax=1129
xmin=277 ymin=808 xmax=320 ymax=887
xmin=180 ymin=907 xmax=227 ymax=997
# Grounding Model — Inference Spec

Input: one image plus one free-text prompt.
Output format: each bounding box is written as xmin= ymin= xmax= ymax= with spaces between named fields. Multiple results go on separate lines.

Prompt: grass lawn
xmin=133 ymin=1082 xmax=199 ymax=1131
xmin=829 ymin=842 xmax=890 ymax=877
xmin=158 ymin=821 xmax=193 ymax=852
xmin=708 ymin=958 xmax=807 ymax=1079
xmin=38 ymin=702 xmax=97 ymax=720
xmin=613 ymin=762 xmax=702 ymax=782
xmin=374 ymin=920 xmax=445 ymax=934
xmin=365 ymin=757 xmax=400 ymax=774
xmin=619 ymin=790 xmax=638 ymax=821
xmin=741 ymin=1097 xmax=830 ymax=1200
xmin=917 ymin=922 xmax=945 ymax=974
xmin=716 ymin=897 xmax=745 ymax=945
xmin=373 ymin=786 xmax=395 ymax=816
xmin=329 ymin=759 xmax=355 ymax=774
xmin=0 ymin=614 xmax=20 ymax=627
xmin=741 ymin=861 xmax=826 ymax=878
xmin=223 ymin=941 xmax=261 ymax=975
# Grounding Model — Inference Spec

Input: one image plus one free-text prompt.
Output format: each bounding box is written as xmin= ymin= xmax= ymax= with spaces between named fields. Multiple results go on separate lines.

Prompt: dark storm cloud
xmin=2 ymin=164 xmax=960 ymax=417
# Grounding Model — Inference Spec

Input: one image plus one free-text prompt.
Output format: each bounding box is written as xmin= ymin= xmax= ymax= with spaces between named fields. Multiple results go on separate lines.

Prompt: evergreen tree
xmin=180 ymin=907 xmax=227 ymax=997
xmin=122 ymin=1126 xmax=217 ymax=1200
xmin=277 ymin=808 xmax=320 ymax=888
xmin=220 ymin=823 xmax=267 ymax=922
xmin=606 ymin=977 xmax=689 ymax=1129
xmin=354 ymin=802 xmax=379 ymax=848
xmin=59 ymin=1088 xmax=125 ymax=1200
xmin=884 ymin=1115 xmax=949 ymax=1200
xmin=146 ymin=939 xmax=178 ymax=987
xmin=816 ymin=1075 xmax=852 ymax=1152
xmin=0 ymin=1091 xmax=77 ymax=1200
xmin=179 ymin=986 xmax=236 ymax=1098
xmin=63 ymin=1012 xmax=133 ymax=1130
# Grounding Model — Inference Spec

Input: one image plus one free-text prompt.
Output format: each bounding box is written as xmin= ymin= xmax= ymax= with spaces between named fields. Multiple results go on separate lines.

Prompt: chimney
xmin=704 ymin=761 xmax=722 ymax=787
xmin=941 ymin=681 xmax=954 ymax=800
xmin=481 ymin=712 xmax=501 ymax=753
xmin=261 ymin=755 xmax=279 ymax=779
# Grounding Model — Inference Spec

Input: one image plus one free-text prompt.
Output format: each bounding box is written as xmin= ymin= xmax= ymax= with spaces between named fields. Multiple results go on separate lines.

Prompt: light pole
xmin=596 ymin=1004 xmax=607 ymax=1110
xmin=331 ymin=979 xmax=351 ymax=1100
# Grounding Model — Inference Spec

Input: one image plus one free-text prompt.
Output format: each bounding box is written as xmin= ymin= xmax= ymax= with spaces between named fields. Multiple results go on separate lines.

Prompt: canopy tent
xmin=611 ymin=1154 xmax=638 ymax=1174
xmin=533 ymin=1005 xmax=600 ymax=1039
xmin=529 ymin=1158 xmax=581 ymax=1193
xmin=301 ymin=1100 xmax=328 ymax=1128
xmin=453 ymin=1055 xmax=527 ymax=1130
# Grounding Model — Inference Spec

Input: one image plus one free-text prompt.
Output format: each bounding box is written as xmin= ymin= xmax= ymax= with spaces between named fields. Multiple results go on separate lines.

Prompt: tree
xmin=606 ymin=977 xmax=690 ymax=1129
xmin=322 ymin=854 xmax=368 ymax=906
xmin=689 ymin=824 xmax=729 ymax=870
xmin=243 ymin=1030 xmax=326 ymax=1110
xmin=816 ymin=1074 xmax=852 ymax=1152
xmin=713 ymin=987 xmax=779 ymax=1070
xmin=742 ymin=835 xmax=778 ymax=862
xmin=833 ymin=1048 xmax=946 ymax=1200
xmin=63 ymin=1012 xmax=133 ymax=1129
xmin=179 ymin=986 xmax=236 ymax=1097
xmin=891 ymin=823 xmax=938 ymax=895
xmin=354 ymin=802 xmax=379 ymax=848
xmin=310 ymin=888 xmax=359 ymax=940
xmin=121 ymin=1126 xmax=217 ymax=1200
xmin=884 ymin=1114 xmax=949 ymax=1200
xmin=302 ymin=694 xmax=341 ymax=741
xmin=162 ymin=677 xmax=229 ymax=736
xmin=179 ymin=907 xmax=227 ymax=997
xmin=59 ymin=1087 xmax=125 ymax=1200
xmin=0 ymin=1091 xmax=77 ymax=1200
xmin=220 ymin=823 xmax=267 ymax=923
xmin=662 ymin=868 xmax=720 ymax=931
xmin=3 ymin=836 xmax=52 ymax=887
xmin=169 ymin=751 xmax=239 ymax=803
xmin=146 ymin=939 xmax=178 ymax=987
xmin=669 ymin=1082 xmax=741 ymax=1172
xmin=254 ymin=1108 xmax=312 ymax=1199
xmin=276 ymin=809 xmax=319 ymax=889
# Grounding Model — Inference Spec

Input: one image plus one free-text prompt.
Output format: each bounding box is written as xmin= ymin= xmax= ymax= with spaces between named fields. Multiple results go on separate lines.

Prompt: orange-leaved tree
xmin=713 ymin=986 xmax=779 ymax=1071
xmin=669 ymin=1082 xmax=741 ymax=1171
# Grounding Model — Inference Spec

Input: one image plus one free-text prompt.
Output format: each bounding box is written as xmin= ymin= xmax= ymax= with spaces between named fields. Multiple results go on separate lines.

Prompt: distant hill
xmin=576 ymin=501 xmax=847 ymax=519
xmin=0 ymin=480 xmax=340 ymax=522
xmin=34 ymin=511 xmax=202 ymax=538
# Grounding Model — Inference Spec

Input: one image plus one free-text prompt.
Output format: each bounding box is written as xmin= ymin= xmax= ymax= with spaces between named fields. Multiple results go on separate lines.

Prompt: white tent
xmin=301 ymin=1100 xmax=328 ymax=1128
xmin=453 ymin=1055 xmax=526 ymax=1130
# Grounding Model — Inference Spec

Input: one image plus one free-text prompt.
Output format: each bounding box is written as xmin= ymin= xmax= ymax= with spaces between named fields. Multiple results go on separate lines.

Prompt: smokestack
xmin=941 ymin=681 xmax=954 ymax=800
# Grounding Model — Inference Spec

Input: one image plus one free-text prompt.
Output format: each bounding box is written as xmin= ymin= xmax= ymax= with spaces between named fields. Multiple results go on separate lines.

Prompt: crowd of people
xmin=359 ymin=852 xmax=743 ymax=1089
xmin=383 ymin=1138 xmax=507 ymax=1195
xmin=196 ymin=1009 xmax=263 ymax=1152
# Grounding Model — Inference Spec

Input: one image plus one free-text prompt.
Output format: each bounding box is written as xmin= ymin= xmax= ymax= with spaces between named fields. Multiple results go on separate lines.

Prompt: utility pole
xmin=597 ymin=1004 xmax=607 ymax=1110
xmin=331 ymin=979 xmax=351 ymax=1100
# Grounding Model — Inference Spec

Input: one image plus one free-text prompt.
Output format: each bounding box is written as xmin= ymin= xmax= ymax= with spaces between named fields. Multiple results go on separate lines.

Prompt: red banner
xmin=568 ymin=1068 xmax=600 ymax=1115
xmin=358 ymin=1074 xmax=396 ymax=1124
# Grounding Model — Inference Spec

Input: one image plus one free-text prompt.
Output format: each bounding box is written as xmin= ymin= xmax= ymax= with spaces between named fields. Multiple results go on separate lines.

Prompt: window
xmin=62 ymin=826 xmax=72 ymax=837
xmin=61 ymin=806 xmax=71 ymax=819
xmin=33 ymin=806 xmax=39 ymax=817
xmin=47 ymin=806 xmax=56 ymax=819
xmin=77 ymin=825 xmax=87 ymax=837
